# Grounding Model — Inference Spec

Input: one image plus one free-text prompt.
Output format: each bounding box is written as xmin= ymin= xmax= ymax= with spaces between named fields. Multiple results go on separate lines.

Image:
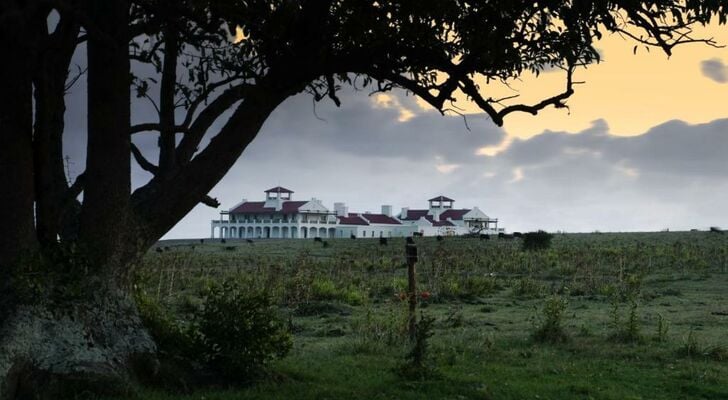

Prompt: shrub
xmin=310 ymin=278 xmax=339 ymax=301
xmin=532 ymin=295 xmax=569 ymax=343
xmin=137 ymin=280 xmax=292 ymax=385
xmin=609 ymin=298 xmax=644 ymax=343
xmin=396 ymin=313 xmax=440 ymax=380
xmin=135 ymin=291 xmax=195 ymax=358
xmin=191 ymin=280 xmax=293 ymax=381
xmin=522 ymin=230 xmax=553 ymax=251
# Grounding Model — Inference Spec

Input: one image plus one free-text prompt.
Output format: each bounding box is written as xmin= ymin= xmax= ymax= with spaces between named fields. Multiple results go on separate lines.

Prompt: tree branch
xmin=158 ymin=26 xmax=178 ymax=175
xmin=200 ymin=195 xmax=220 ymax=208
xmin=130 ymin=142 xmax=158 ymax=174
xmin=175 ymin=82 xmax=250 ymax=164
xmin=130 ymin=123 xmax=187 ymax=135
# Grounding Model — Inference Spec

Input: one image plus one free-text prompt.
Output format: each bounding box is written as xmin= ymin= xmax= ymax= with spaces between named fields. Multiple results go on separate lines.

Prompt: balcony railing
xmin=214 ymin=218 xmax=337 ymax=225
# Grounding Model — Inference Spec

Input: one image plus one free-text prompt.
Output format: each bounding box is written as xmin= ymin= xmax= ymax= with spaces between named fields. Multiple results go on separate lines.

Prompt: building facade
xmin=211 ymin=187 xmax=502 ymax=239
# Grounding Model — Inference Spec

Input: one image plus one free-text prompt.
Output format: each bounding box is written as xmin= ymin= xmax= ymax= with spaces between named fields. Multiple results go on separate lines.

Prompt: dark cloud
xmin=247 ymin=88 xmax=505 ymax=165
xmin=700 ymin=58 xmax=728 ymax=83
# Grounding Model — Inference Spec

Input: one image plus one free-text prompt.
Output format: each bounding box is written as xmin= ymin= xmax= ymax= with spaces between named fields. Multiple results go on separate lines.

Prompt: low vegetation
xmin=123 ymin=231 xmax=728 ymax=399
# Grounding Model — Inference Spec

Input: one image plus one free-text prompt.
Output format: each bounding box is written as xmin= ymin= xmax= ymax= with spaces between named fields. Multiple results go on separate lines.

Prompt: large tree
xmin=0 ymin=0 xmax=724 ymax=397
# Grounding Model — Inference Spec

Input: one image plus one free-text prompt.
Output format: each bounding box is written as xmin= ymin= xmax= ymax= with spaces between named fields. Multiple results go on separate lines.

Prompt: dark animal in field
xmin=200 ymin=239 xmax=204 ymax=244
xmin=499 ymin=233 xmax=514 ymax=239
xmin=155 ymin=247 xmax=163 ymax=253
xmin=224 ymin=246 xmax=236 ymax=251
xmin=322 ymin=241 xmax=329 ymax=248
xmin=314 ymin=237 xmax=323 ymax=243
xmin=163 ymin=246 xmax=170 ymax=251
xmin=710 ymin=226 xmax=724 ymax=234
xmin=221 ymin=238 xmax=226 ymax=243
xmin=379 ymin=237 xmax=388 ymax=246
xmin=436 ymin=235 xmax=444 ymax=241
xmin=412 ymin=232 xmax=423 ymax=237
xmin=513 ymin=232 xmax=523 ymax=238
xmin=479 ymin=234 xmax=490 ymax=240
xmin=246 ymin=239 xmax=254 ymax=244
xmin=350 ymin=234 xmax=356 ymax=239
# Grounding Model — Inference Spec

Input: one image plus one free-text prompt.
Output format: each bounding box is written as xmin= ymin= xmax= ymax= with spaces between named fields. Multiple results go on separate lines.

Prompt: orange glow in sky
xmin=408 ymin=21 xmax=728 ymax=143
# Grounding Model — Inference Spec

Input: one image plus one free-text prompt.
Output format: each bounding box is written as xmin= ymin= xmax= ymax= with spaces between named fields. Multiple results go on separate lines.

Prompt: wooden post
xmin=405 ymin=237 xmax=418 ymax=341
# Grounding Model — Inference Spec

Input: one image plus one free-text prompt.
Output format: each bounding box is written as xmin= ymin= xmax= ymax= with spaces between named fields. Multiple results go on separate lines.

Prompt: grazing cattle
xmin=246 ymin=239 xmax=254 ymax=244
xmin=513 ymin=232 xmax=523 ymax=238
xmin=436 ymin=235 xmax=444 ymax=242
xmin=155 ymin=247 xmax=163 ymax=253
xmin=350 ymin=233 xmax=357 ymax=239
xmin=379 ymin=237 xmax=388 ymax=246
xmin=163 ymin=246 xmax=170 ymax=251
xmin=224 ymin=246 xmax=236 ymax=251
xmin=314 ymin=237 xmax=323 ymax=243
xmin=479 ymin=234 xmax=490 ymax=240
xmin=710 ymin=226 xmax=724 ymax=234
xmin=412 ymin=232 xmax=423 ymax=237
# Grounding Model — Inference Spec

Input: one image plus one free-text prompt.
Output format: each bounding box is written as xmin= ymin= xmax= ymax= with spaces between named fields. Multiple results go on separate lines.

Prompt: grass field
xmin=129 ymin=231 xmax=728 ymax=399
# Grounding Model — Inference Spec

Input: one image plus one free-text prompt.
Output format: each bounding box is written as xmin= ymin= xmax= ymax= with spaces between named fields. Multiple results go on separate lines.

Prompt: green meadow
xmin=127 ymin=231 xmax=728 ymax=400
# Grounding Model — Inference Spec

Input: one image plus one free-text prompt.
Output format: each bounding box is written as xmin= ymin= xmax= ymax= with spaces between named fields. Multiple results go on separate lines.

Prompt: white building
xmin=397 ymin=195 xmax=500 ymax=236
xmin=210 ymin=187 xmax=501 ymax=239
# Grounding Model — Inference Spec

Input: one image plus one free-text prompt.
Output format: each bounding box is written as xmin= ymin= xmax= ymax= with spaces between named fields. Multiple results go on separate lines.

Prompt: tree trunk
xmin=33 ymin=17 xmax=80 ymax=245
xmin=78 ymin=0 xmax=134 ymax=272
xmin=0 ymin=9 xmax=37 ymax=272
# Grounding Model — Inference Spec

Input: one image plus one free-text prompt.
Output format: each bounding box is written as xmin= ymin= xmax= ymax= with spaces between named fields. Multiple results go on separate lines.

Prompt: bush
xmin=191 ymin=280 xmax=293 ymax=381
xmin=136 ymin=280 xmax=292 ymax=385
xmin=522 ymin=230 xmax=553 ymax=251
xmin=310 ymin=278 xmax=339 ymax=301
xmin=532 ymin=295 xmax=569 ymax=343
xmin=396 ymin=313 xmax=440 ymax=380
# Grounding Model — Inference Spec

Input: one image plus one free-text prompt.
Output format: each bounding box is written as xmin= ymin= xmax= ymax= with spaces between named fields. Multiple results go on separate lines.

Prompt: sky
xmin=62 ymin=21 xmax=728 ymax=239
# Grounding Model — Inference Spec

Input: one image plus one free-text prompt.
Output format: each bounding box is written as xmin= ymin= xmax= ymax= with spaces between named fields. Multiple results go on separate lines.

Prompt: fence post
xmin=405 ymin=236 xmax=418 ymax=341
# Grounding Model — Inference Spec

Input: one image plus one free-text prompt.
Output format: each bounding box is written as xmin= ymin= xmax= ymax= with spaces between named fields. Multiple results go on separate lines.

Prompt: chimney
xmin=334 ymin=202 xmax=349 ymax=217
xmin=401 ymin=207 xmax=408 ymax=219
xmin=381 ymin=205 xmax=392 ymax=217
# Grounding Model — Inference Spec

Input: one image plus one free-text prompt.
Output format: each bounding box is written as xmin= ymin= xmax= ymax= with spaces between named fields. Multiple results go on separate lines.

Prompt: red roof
xmin=264 ymin=186 xmax=294 ymax=193
xmin=399 ymin=209 xmax=429 ymax=221
xmin=428 ymin=195 xmax=454 ymax=202
xmin=439 ymin=209 xmax=470 ymax=221
xmin=361 ymin=213 xmax=401 ymax=225
xmin=280 ymin=201 xmax=308 ymax=212
xmin=230 ymin=201 xmax=306 ymax=214
xmin=337 ymin=213 xmax=369 ymax=225
xmin=419 ymin=215 xmax=454 ymax=226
